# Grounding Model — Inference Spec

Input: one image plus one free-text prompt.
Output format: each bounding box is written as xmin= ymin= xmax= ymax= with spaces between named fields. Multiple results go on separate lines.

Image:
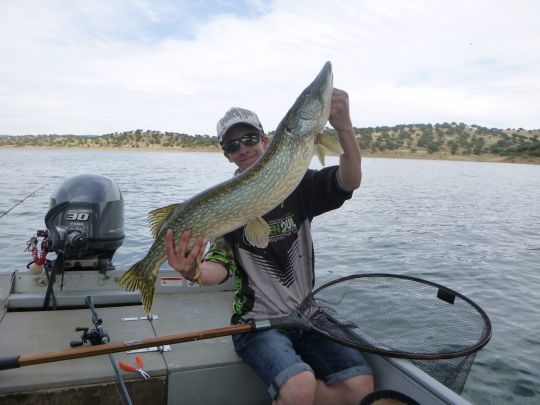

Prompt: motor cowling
xmin=47 ymin=174 xmax=124 ymax=270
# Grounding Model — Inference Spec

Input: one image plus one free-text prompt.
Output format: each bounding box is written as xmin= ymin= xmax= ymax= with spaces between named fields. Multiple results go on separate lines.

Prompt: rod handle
xmin=0 ymin=356 xmax=20 ymax=370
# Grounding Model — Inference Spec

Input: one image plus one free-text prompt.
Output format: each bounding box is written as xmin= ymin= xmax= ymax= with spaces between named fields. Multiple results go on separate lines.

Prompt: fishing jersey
xmin=205 ymin=166 xmax=353 ymax=324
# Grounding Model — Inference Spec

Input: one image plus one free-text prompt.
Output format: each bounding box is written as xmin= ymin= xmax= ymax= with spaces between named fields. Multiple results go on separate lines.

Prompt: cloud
xmin=1 ymin=0 xmax=539 ymax=135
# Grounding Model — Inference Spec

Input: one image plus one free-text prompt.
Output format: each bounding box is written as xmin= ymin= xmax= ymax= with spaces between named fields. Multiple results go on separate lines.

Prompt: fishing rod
xmin=70 ymin=296 xmax=133 ymax=405
xmin=0 ymin=184 xmax=48 ymax=219
xmin=0 ymin=274 xmax=492 ymax=371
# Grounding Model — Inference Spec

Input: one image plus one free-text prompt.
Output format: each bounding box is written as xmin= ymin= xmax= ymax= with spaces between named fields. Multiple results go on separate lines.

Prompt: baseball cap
xmin=216 ymin=107 xmax=264 ymax=144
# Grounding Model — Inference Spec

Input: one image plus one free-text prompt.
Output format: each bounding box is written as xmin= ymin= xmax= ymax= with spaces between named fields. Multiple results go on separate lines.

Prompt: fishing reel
xmin=70 ymin=296 xmax=110 ymax=347
xmin=70 ymin=326 xmax=109 ymax=347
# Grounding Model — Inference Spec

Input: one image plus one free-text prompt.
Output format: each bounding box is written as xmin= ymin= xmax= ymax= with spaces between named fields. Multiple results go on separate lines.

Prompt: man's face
xmin=222 ymin=125 xmax=269 ymax=172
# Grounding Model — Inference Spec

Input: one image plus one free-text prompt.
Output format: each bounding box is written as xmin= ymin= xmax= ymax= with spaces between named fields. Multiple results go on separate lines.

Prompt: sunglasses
xmin=222 ymin=132 xmax=262 ymax=153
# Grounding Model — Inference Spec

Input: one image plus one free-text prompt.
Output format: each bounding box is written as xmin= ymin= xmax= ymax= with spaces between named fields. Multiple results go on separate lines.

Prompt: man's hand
xmin=328 ymin=88 xmax=362 ymax=191
xmin=165 ymin=229 xmax=206 ymax=279
xmin=328 ymin=88 xmax=353 ymax=134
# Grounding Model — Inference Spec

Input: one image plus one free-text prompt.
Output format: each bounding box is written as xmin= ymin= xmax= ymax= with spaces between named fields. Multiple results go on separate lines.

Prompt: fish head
xmin=278 ymin=61 xmax=333 ymax=140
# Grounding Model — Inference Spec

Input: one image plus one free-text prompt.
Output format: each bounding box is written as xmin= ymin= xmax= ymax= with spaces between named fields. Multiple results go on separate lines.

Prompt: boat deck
xmin=0 ymin=271 xmax=269 ymax=404
xmin=0 ymin=270 xmax=470 ymax=404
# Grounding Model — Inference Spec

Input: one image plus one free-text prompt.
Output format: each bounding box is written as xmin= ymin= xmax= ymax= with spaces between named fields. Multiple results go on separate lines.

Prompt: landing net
xmin=299 ymin=274 xmax=491 ymax=393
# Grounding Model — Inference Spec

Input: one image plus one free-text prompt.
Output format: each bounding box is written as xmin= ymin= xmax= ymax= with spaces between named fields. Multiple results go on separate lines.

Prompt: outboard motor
xmin=46 ymin=174 xmax=124 ymax=272
xmin=19 ymin=174 xmax=126 ymax=309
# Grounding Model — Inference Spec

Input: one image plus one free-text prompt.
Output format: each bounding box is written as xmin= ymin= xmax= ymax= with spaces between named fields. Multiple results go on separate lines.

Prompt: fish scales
xmin=120 ymin=62 xmax=334 ymax=312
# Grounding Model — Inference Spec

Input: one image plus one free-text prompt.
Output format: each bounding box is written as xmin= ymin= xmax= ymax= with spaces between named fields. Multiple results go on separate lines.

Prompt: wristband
xmin=185 ymin=262 xmax=202 ymax=285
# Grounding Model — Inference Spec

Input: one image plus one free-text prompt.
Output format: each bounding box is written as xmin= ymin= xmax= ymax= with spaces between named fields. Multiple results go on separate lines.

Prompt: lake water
xmin=1 ymin=148 xmax=539 ymax=404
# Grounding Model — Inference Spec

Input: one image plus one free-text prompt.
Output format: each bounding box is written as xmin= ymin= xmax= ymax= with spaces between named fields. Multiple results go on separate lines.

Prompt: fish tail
xmin=119 ymin=260 xmax=156 ymax=314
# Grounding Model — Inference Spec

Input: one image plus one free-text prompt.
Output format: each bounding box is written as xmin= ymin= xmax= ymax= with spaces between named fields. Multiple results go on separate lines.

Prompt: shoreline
xmin=1 ymin=145 xmax=538 ymax=165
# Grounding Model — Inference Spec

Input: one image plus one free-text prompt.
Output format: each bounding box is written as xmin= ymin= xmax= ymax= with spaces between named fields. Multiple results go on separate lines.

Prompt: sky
xmin=1 ymin=0 xmax=539 ymax=136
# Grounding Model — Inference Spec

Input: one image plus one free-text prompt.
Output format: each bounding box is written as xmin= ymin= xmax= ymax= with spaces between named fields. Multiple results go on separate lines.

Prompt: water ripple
xmin=1 ymin=150 xmax=539 ymax=404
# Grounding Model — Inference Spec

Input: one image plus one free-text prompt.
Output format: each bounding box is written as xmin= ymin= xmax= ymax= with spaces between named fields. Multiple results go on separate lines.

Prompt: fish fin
xmin=119 ymin=260 xmax=157 ymax=313
xmin=318 ymin=131 xmax=344 ymax=155
xmin=316 ymin=143 xmax=326 ymax=166
xmin=244 ymin=217 xmax=270 ymax=248
xmin=148 ymin=203 xmax=182 ymax=238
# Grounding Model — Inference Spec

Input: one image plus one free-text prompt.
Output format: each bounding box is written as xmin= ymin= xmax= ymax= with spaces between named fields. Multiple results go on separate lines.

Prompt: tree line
xmin=350 ymin=123 xmax=539 ymax=158
xmin=1 ymin=123 xmax=539 ymax=160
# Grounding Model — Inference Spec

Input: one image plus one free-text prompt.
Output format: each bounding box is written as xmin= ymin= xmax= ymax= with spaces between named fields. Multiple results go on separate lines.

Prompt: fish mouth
xmin=300 ymin=61 xmax=333 ymax=115
xmin=309 ymin=61 xmax=333 ymax=103
xmin=279 ymin=61 xmax=333 ymax=137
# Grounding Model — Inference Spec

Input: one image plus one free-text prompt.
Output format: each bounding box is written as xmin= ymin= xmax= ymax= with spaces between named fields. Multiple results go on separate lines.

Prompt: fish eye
xmin=304 ymin=90 xmax=312 ymax=97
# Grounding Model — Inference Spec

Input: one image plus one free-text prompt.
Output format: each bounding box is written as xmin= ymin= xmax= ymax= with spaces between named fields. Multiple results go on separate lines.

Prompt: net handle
xmin=0 ymin=274 xmax=493 ymax=370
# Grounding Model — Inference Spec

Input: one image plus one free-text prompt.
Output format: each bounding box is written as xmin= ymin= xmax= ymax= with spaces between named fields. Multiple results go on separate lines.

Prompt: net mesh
xmin=410 ymin=355 xmax=476 ymax=394
xmin=298 ymin=274 xmax=491 ymax=393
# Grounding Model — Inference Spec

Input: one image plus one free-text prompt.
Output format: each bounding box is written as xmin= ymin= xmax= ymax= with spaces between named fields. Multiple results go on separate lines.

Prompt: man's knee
xmin=274 ymin=371 xmax=316 ymax=405
xmin=338 ymin=375 xmax=374 ymax=403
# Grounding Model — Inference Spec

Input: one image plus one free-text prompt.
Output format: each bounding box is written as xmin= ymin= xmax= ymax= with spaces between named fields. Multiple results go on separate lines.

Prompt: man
xmin=166 ymin=88 xmax=374 ymax=404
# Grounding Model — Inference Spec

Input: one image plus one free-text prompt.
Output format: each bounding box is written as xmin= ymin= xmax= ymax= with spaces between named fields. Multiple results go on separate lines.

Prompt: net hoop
xmin=303 ymin=273 xmax=492 ymax=360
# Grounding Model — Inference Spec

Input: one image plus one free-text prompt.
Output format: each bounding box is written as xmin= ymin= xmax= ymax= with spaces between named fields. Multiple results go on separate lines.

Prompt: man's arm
xmin=165 ymin=229 xmax=229 ymax=285
xmin=328 ymin=88 xmax=362 ymax=191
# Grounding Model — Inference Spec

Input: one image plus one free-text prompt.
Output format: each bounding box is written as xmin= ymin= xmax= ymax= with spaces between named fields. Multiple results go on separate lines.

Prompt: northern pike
xmin=120 ymin=61 xmax=343 ymax=312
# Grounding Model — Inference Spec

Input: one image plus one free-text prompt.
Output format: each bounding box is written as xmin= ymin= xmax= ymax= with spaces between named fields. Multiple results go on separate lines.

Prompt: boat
xmin=0 ymin=175 xmax=476 ymax=404
xmin=0 ymin=270 xmax=472 ymax=405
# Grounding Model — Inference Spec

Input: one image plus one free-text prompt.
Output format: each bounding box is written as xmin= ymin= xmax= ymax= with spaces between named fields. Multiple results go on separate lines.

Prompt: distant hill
xmin=0 ymin=130 xmax=216 ymax=150
xmin=1 ymin=124 xmax=539 ymax=163
xmin=351 ymin=123 xmax=539 ymax=162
